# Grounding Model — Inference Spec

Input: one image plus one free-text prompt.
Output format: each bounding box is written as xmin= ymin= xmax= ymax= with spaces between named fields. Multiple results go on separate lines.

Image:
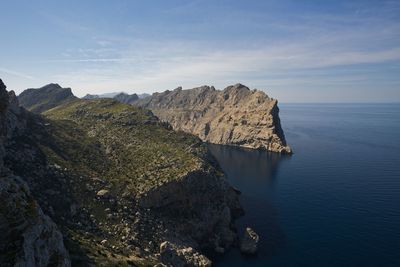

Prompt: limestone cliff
xmin=136 ymin=83 xmax=292 ymax=153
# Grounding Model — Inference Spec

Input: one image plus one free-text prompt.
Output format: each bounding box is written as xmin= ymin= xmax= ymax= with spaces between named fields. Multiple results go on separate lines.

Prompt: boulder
xmin=240 ymin=227 xmax=259 ymax=255
xmin=96 ymin=189 xmax=110 ymax=197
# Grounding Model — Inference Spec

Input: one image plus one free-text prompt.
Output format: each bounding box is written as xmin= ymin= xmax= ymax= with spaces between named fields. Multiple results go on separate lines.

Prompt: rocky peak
xmin=18 ymin=83 xmax=77 ymax=113
xmin=41 ymin=83 xmax=63 ymax=90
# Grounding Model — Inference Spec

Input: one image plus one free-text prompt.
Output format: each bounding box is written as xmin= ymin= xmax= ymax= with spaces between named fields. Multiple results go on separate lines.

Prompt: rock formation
xmin=18 ymin=83 xmax=77 ymax=113
xmin=135 ymin=83 xmax=291 ymax=153
xmin=240 ymin=227 xmax=259 ymax=254
xmin=0 ymin=79 xmax=71 ymax=267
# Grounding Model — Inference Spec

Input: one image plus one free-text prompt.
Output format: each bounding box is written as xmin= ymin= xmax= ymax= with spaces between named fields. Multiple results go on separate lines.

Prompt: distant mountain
xmin=138 ymin=93 xmax=150 ymax=99
xmin=113 ymin=92 xmax=139 ymax=104
xmin=82 ymin=92 xmax=140 ymax=104
xmin=82 ymin=92 xmax=124 ymax=99
xmin=18 ymin=83 xmax=77 ymax=113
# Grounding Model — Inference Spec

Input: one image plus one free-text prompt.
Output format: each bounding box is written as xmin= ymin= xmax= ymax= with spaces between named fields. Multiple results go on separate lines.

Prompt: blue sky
xmin=0 ymin=0 xmax=399 ymax=102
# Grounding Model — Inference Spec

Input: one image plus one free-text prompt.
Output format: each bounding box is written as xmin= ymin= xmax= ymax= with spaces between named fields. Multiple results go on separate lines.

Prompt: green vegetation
xmin=43 ymin=98 xmax=210 ymax=195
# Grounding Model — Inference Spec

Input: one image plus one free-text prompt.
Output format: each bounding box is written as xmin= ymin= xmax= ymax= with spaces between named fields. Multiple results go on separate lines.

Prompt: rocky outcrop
xmin=240 ymin=227 xmax=259 ymax=255
xmin=18 ymin=83 xmax=77 ymax=113
xmin=135 ymin=83 xmax=291 ymax=153
xmin=0 ymin=79 xmax=71 ymax=267
xmin=0 ymin=176 xmax=70 ymax=267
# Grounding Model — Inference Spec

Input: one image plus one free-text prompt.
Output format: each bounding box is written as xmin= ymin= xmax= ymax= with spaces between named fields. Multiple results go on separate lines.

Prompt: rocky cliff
xmin=136 ymin=83 xmax=291 ymax=153
xmin=0 ymin=79 xmax=70 ymax=267
xmin=3 ymin=79 xmax=243 ymax=266
xmin=18 ymin=83 xmax=77 ymax=113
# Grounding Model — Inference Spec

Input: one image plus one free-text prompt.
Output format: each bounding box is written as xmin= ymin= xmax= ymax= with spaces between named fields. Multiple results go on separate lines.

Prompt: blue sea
xmin=209 ymin=103 xmax=400 ymax=267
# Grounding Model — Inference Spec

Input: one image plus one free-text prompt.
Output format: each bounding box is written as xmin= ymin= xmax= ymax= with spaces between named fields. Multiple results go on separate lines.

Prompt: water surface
xmin=210 ymin=103 xmax=400 ymax=267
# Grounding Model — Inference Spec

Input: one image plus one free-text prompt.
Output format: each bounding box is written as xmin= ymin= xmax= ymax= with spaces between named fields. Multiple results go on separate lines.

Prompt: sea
xmin=209 ymin=103 xmax=400 ymax=267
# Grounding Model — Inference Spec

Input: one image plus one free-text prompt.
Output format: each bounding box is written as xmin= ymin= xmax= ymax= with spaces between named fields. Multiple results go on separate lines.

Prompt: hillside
xmin=1 ymin=79 xmax=242 ymax=266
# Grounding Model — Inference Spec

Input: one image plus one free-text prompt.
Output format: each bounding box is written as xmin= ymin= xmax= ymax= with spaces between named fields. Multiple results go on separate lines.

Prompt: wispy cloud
xmin=0 ymin=68 xmax=36 ymax=80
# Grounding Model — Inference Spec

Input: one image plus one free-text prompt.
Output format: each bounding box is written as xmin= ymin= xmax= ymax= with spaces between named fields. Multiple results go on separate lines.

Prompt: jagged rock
xmin=159 ymin=241 xmax=211 ymax=267
xmin=240 ymin=227 xmax=259 ymax=254
xmin=135 ymin=83 xmax=291 ymax=153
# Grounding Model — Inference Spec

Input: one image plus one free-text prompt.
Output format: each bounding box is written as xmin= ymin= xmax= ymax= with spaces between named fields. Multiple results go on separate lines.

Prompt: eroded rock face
xmin=0 ymin=176 xmax=70 ymax=267
xmin=0 ymin=78 xmax=70 ymax=267
xmin=138 ymin=169 xmax=242 ymax=257
xmin=240 ymin=227 xmax=259 ymax=255
xmin=136 ymin=84 xmax=291 ymax=153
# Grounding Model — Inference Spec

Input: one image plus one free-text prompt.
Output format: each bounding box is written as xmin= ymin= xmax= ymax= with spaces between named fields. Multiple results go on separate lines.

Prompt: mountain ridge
xmin=19 ymin=82 xmax=291 ymax=153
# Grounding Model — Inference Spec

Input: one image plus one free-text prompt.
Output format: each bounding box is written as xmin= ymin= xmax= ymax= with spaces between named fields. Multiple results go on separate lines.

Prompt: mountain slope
xmin=136 ymin=83 xmax=292 ymax=153
xmin=18 ymin=83 xmax=77 ymax=113
xmin=2 ymin=79 xmax=242 ymax=266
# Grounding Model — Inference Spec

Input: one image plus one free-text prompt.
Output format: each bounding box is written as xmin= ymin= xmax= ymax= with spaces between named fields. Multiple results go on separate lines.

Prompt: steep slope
xmin=136 ymin=83 xmax=292 ymax=153
xmin=0 ymin=79 xmax=70 ymax=267
xmin=2 ymin=79 xmax=242 ymax=266
xmin=18 ymin=83 xmax=77 ymax=113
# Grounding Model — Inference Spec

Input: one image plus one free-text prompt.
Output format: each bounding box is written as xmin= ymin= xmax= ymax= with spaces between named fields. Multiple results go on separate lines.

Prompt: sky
xmin=0 ymin=0 xmax=399 ymax=102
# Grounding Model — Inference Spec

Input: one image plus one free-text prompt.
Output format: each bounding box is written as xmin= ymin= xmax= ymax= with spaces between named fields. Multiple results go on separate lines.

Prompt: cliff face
xmin=0 ymin=79 xmax=70 ymax=267
xmin=18 ymin=83 xmax=77 ymax=113
xmin=136 ymin=83 xmax=291 ymax=153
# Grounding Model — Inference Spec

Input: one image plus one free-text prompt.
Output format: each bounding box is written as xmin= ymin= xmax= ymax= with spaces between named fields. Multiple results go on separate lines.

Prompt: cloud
xmin=0 ymin=68 xmax=36 ymax=80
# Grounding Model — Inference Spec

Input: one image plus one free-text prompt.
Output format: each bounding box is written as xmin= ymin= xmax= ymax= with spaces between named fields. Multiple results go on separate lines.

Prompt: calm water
xmin=210 ymin=103 xmax=400 ymax=267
